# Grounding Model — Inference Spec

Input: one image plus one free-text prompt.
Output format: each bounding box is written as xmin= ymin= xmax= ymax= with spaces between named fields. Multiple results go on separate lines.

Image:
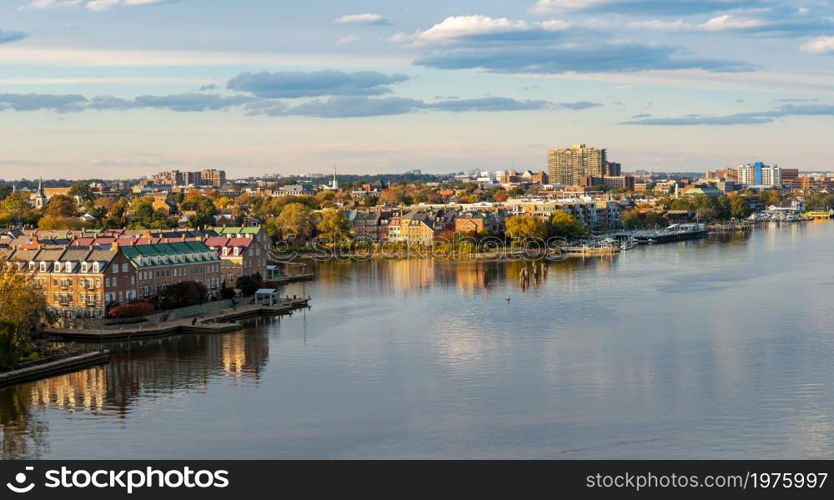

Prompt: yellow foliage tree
xmin=0 ymin=261 xmax=51 ymax=367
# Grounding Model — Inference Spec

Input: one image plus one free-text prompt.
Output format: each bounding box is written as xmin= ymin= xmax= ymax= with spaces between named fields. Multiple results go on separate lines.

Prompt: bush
xmin=219 ymin=287 xmax=236 ymax=300
xmin=160 ymin=281 xmax=208 ymax=309
xmin=108 ymin=302 xmax=155 ymax=319
xmin=235 ymin=273 xmax=262 ymax=297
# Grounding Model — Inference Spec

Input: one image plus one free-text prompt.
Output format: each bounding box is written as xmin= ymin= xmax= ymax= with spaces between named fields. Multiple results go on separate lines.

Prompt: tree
xmin=275 ymin=203 xmax=315 ymax=242
xmin=44 ymin=195 xmax=76 ymax=218
xmin=504 ymin=215 xmax=549 ymax=241
xmin=549 ymin=210 xmax=586 ymax=239
xmin=235 ymin=273 xmax=262 ymax=296
xmin=0 ymin=194 xmax=37 ymax=226
xmin=68 ymin=183 xmax=95 ymax=202
xmin=159 ymin=281 xmax=207 ymax=309
xmin=729 ymin=194 xmax=751 ymax=219
xmin=317 ymin=208 xmax=350 ymax=243
xmin=0 ymin=262 xmax=50 ymax=368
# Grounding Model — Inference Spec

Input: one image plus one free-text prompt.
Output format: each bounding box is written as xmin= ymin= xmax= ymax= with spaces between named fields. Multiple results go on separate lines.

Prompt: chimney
xmin=112 ymin=241 xmax=119 ymax=253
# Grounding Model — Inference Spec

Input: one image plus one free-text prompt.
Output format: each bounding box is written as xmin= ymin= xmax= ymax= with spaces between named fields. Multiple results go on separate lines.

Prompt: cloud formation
xmin=335 ymin=13 xmax=392 ymax=25
xmin=21 ymin=0 xmax=170 ymax=10
xmin=622 ymin=103 xmax=834 ymax=125
xmin=0 ymin=29 xmax=27 ymax=44
xmin=801 ymin=36 xmax=834 ymax=55
xmin=255 ymin=96 xmax=587 ymax=118
xmin=628 ymin=13 xmax=834 ymax=37
xmin=403 ymin=15 xmax=754 ymax=74
xmin=0 ymin=92 xmax=252 ymax=113
xmin=0 ymin=91 xmax=593 ymax=118
xmin=227 ymin=70 xmax=410 ymax=98
xmin=531 ymin=0 xmax=764 ymax=15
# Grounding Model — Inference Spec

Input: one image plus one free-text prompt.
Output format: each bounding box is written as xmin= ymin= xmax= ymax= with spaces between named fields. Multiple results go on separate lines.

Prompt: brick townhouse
xmin=2 ymin=241 xmax=222 ymax=318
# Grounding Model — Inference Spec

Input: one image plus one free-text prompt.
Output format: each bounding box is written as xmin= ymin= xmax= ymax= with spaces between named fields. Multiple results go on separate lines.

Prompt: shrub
xmin=108 ymin=302 xmax=155 ymax=319
xmin=160 ymin=281 xmax=208 ymax=309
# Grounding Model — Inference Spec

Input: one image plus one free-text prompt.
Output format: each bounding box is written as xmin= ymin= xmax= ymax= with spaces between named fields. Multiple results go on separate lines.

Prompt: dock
xmin=0 ymin=350 xmax=111 ymax=387
xmin=43 ymin=298 xmax=310 ymax=342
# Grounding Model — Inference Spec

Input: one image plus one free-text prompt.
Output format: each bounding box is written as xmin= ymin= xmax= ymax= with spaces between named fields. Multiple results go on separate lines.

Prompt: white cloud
xmin=335 ymin=13 xmax=391 ymax=25
xmin=699 ymin=15 xmax=764 ymax=31
xmin=337 ymin=35 xmax=360 ymax=45
xmin=531 ymin=0 xmax=612 ymax=12
xmin=414 ymin=16 xmax=533 ymax=43
xmin=19 ymin=0 xmax=81 ymax=10
xmin=801 ymin=36 xmax=834 ymax=55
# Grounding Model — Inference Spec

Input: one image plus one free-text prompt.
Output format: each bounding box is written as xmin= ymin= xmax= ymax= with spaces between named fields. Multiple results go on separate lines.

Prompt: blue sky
xmin=1 ymin=0 xmax=833 ymax=178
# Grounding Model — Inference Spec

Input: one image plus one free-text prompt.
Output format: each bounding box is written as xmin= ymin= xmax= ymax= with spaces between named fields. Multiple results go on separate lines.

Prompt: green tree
xmin=729 ymin=194 xmax=751 ymax=219
xmin=68 ymin=183 xmax=95 ymax=202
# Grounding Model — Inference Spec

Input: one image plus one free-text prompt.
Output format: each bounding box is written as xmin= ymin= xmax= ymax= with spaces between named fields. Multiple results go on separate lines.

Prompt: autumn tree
xmin=316 ymin=208 xmax=350 ymax=243
xmin=504 ymin=215 xmax=549 ymax=241
xmin=0 ymin=262 xmax=51 ymax=368
xmin=275 ymin=203 xmax=315 ymax=243
xmin=549 ymin=210 xmax=586 ymax=239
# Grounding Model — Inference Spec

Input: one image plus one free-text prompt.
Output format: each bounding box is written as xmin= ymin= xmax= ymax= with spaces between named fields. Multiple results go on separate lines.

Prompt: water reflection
xmin=0 ymin=327 xmax=270 ymax=458
xmin=5 ymin=225 xmax=834 ymax=459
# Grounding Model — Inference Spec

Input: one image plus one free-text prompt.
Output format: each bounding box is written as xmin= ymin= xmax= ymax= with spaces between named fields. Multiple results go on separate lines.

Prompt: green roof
xmin=121 ymin=241 xmax=219 ymax=267
xmin=213 ymin=226 xmax=261 ymax=235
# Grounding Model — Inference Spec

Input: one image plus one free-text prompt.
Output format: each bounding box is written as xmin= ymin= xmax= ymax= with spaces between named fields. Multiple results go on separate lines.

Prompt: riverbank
xmin=0 ymin=350 xmax=110 ymax=388
xmin=43 ymin=298 xmax=310 ymax=342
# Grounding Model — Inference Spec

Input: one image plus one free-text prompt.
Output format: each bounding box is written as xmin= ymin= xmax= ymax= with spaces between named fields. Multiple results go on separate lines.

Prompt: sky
xmin=1 ymin=0 xmax=833 ymax=179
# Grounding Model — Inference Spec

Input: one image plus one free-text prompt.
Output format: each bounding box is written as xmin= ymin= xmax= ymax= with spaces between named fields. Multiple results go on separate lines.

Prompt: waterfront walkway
xmin=44 ymin=298 xmax=310 ymax=342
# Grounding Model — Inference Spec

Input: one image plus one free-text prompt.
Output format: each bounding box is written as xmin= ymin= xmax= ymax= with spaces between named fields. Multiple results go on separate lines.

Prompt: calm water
xmin=3 ymin=223 xmax=834 ymax=459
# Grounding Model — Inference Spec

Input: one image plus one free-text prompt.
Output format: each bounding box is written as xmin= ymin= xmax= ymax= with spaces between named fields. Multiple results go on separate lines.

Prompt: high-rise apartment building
xmin=200 ymin=169 xmax=226 ymax=188
xmin=547 ymin=144 xmax=607 ymax=186
xmin=738 ymin=162 xmax=781 ymax=187
xmin=761 ymin=165 xmax=782 ymax=187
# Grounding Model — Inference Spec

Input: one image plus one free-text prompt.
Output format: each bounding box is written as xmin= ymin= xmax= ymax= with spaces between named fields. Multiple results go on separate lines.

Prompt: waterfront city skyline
xmin=2 ymin=0 xmax=834 ymax=178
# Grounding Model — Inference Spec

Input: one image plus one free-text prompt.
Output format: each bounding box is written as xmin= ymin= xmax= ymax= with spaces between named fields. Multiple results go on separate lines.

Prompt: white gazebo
xmin=255 ymin=288 xmax=280 ymax=306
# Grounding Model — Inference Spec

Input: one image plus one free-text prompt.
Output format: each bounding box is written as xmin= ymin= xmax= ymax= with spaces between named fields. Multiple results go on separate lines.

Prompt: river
xmin=3 ymin=222 xmax=834 ymax=459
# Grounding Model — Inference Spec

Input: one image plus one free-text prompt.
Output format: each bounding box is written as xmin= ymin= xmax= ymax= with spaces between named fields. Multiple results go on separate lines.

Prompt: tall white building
xmin=761 ymin=165 xmax=782 ymax=187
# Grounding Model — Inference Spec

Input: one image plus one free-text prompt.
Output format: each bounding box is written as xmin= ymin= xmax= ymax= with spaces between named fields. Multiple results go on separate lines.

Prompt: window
xmin=122 ymin=263 xmax=128 ymax=273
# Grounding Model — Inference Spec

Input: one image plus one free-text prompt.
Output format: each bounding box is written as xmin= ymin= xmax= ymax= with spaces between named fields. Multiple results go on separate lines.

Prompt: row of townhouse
xmin=0 ymin=226 xmax=272 ymax=319
xmin=2 ymin=226 xmax=271 ymax=286
xmin=1 ymin=241 xmax=222 ymax=319
xmin=349 ymin=208 xmax=477 ymax=245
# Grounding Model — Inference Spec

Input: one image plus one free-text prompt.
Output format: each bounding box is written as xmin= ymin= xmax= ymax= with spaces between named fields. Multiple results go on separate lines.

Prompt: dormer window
xmin=222 ymin=247 xmax=229 ymax=256
xmin=40 ymin=262 xmax=47 ymax=272
xmin=54 ymin=262 xmax=61 ymax=272
xmin=81 ymin=262 xmax=89 ymax=273
xmin=93 ymin=262 xmax=101 ymax=273
xmin=233 ymin=247 xmax=240 ymax=256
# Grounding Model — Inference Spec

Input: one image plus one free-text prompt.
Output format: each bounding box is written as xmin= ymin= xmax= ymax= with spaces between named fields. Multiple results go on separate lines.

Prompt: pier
xmin=0 ymin=350 xmax=111 ymax=388
xmin=615 ymin=224 xmax=708 ymax=245
xmin=43 ymin=298 xmax=310 ymax=342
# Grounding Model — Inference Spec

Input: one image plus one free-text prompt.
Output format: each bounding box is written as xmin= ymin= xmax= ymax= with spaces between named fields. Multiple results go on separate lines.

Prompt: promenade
xmin=43 ymin=298 xmax=310 ymax=342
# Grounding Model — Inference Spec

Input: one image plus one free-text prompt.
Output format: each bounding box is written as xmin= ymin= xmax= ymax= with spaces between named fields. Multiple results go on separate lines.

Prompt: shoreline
xmin=0 ymin=350 xmax=110 ymax=388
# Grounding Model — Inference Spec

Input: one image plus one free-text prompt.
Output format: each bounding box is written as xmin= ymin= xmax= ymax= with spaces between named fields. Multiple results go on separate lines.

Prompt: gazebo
xmin=255 ymin=288 xmax=280 ymax=306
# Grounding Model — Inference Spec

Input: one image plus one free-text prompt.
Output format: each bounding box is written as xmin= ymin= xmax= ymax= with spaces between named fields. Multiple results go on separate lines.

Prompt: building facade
xmin=548 ymin=144 xmax=607 ymax=186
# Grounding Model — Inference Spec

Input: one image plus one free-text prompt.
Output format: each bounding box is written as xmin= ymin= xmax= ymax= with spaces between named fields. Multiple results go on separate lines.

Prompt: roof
xmin=120 ymin=241 xmax=219 ymax=267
